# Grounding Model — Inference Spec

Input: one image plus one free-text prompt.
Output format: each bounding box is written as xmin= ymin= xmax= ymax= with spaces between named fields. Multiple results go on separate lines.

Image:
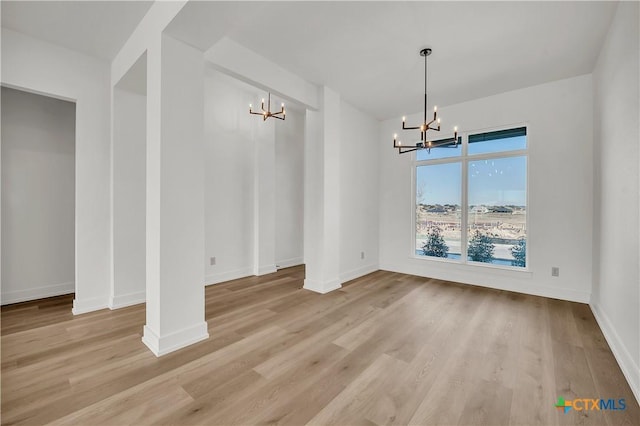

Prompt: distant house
xmin=490 ymin=206 xmax=513 ymax=213
xmin=470 ymin=205 xmax=488 ymax=214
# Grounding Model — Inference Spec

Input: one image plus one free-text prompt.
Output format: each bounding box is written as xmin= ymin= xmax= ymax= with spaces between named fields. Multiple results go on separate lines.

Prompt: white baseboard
xmin=256 ymin=264 xmax=277 ymax=276
xmin=142 ymin=322 xmax=209 ymax=357
xmin=1 ymin=281 xmax=75 ymax=305
xmin=276 ymin=257 xmax=304 ymax=269
xmin=205 ymin=267 xmax=253 ymax=286
xmin=109 ymin=291 xmax=145 ymax=309
xmin=378 ymin=262 xmax=591 ymax=303
xmin=590 ymin=302 xmax=640 ymax=405
xmin=72 ymin=296 xmax=109 ymax=315
xmin=303 ymin=278 xmax=341 ymax=294
xmin=340 ymin=264 xmax=379 ymax=284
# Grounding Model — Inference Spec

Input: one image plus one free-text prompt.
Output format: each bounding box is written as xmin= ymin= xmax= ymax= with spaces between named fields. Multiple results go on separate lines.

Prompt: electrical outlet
xmin=210 ymin=257 xmax=216 ymax=266
xmin=551 ymin=267 xmax=559 ymax=277
xmin=361 ymin=251 xmax=365 ymax=260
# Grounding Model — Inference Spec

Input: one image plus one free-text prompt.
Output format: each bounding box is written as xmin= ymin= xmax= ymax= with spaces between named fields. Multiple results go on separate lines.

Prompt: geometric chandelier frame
xmin=393 ymin=48 xmax=458 ymax=154
xmin=249 ymin=92 xmax=286 ymax=121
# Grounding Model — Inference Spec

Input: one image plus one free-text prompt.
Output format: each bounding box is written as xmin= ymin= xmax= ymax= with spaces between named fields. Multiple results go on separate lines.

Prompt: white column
xmin=303 ymin=86 xmax=341 ymax=293
xmin=253 ymin=119 xmax=277 ymax=276
xmin=142 ymin=34 xmax=208 ymax=356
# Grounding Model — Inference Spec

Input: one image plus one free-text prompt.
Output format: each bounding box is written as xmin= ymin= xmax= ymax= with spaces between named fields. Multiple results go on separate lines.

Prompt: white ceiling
xmin=2 ymin=1 xmax=618 ymax=120
xmin=1 ymin=1 xmax=153 ymax=60
xmin=166 ymin=1 xmax=617 ymax=120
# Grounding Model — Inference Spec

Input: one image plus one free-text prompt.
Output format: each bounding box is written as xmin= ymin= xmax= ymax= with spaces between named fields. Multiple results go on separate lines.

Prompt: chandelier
xmin=393 ymin=48 xmax=458 ymax=154
xmin=249 ymin=93 xmax=285 ymax=121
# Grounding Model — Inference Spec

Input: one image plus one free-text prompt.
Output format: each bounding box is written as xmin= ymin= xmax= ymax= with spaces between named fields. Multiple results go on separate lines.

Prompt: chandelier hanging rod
xmin=249 ymin=92 xmax=286 ymax=121
xmin=400 ymin=49 xmax=436 ymax=132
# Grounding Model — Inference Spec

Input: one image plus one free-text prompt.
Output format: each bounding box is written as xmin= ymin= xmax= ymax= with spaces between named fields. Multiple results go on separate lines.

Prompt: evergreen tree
xmin=422 ymin=227 xmax=449 ymax=258
xmin=468 ymin=230 xmax=495 ymax=263
xmin=510 ymin=238 xmax=526 ymax=267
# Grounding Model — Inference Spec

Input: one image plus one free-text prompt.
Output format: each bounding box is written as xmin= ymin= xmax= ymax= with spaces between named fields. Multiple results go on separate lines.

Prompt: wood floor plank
xmin=198 ymin=343 xmax=348 ymax=425
xmin=253 ymin=305 xmax=378 ymax=380
xmin=155 ymin=369 xmax=267 ymax=425
xmin=306 ymin=353 xmax=408 ymax=426
xmin=552 ymin=341 xmax=604 ymax=426
xmin=374 ymin=285 xmax=489 ymax=425
xmin=406 ymin=288 xmax=497 ymax=426
xmin=2 ymin=333 xmax=145 ymax=405
xmin=583 ymin=346 xmax=640 ymax=426
xmin=508 ymin=295 xmax=559 ymax=426
xmin=1 ymin=265 xmax=638 ymax=425
xmin=48 ymin=378 xmax=194 ymax=426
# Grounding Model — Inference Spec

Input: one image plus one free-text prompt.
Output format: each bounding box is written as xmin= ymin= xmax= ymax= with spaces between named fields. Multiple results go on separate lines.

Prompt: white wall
xmin=379 ymin=74 xmax=594 ymax=303
xmin=205 ymin=42 xmax=380 ymax=290
xmin=203 ymin=67 xmax=264 ymax=284
xmin=340 ymin=100 xmax=380 ymax=282
xmin=204 ymin=38 xmax=318 ymax=111
xmin=275 ymin=107 xmax=304 ymax=269
xmin=592 ymin=0 xmax=640 ymax=402
xmin=1 ymin=29 xmax=111 ymax=314
xmin=1 ymin=87 xmax=75 ymax=304
xmin=303 ymin=106 xmax=325 ymax=288
xmin=203 ymin=67 xmax=306 ymax=283
xmin=111 ymin=88 xmax=146 ymax=308
xmin=252 ymin=104 xmax=277 ymax=277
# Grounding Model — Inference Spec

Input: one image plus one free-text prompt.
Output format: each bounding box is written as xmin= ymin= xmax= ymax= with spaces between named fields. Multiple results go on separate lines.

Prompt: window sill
xmin=411 ymin=254 xmax=533 ymax=277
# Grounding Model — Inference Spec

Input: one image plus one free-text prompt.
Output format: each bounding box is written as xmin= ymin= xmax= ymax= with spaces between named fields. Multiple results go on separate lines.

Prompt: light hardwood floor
xmin=1 ymin=266 xmax=638 ymax=425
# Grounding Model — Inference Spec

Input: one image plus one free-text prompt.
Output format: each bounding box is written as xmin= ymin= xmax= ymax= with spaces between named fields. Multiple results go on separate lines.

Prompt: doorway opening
xmin=1 ymin=86 xmax=76 ymax=305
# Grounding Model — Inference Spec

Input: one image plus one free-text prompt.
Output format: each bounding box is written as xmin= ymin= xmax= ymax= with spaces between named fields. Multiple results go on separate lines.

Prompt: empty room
xmin=1 ymin=1 xmax=638 ymax=425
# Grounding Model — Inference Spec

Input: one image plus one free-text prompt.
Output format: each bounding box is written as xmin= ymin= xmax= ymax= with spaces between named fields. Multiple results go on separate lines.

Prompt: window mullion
xmin=461 ymin=135 xmax=469 ymax=263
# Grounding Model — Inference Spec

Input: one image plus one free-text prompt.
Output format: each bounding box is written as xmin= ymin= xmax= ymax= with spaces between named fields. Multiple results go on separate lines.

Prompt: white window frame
xmin=412 ymin=123 xmax=530 ymax=271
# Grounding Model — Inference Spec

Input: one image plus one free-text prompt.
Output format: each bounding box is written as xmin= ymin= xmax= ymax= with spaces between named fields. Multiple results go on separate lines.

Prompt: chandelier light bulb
xmin=434 ymin=106 xmax=437 ymax=112
xmin=402 ymin=116 xmax=406 ymax=122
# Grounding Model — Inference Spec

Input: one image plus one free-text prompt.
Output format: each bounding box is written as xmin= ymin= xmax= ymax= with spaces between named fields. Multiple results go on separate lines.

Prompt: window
xmin=415 ymin=127 xmax=527 ymax=269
